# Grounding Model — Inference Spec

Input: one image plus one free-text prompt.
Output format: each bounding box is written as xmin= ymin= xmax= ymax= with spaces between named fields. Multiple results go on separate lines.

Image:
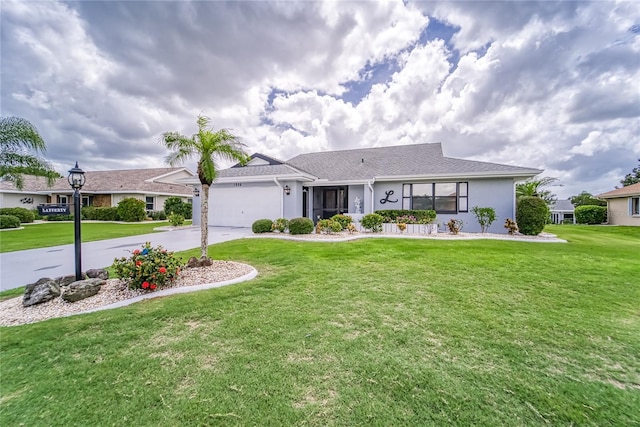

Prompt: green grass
xmin=1 ymin=225 xmax=639 ymax=426
xmin=0 ymin=221 xmax=190 ymax=253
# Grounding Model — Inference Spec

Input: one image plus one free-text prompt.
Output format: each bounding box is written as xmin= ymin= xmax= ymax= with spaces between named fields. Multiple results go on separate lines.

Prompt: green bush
xmin=252 ymin=219 xmax=274 ymax=233
xmin=82 ymin=206 xmax=120 ymax=221
xmin=0 ymin=207 xmax=35 ymax=223
xmin=575 ymin=205 xmax=607 ymax=224
xmin=47 ymin=214 xmax=74 ymax=221
xmin=316 ymin=219 xmax=342 ymax=234
xmin=0 ymin=215 xmax=21 ymax=229
xmin=117 ymin=198 xmax=146 ymax=222
xmin=288 ymin=217 xmax=314 ymax=235
xmin=273 ymin=218 xmax=289 ymax=233
xmin=168 ymin=213 xmax=185 ymax=227
xmin=375 ymin=209 xmax=436 ymax=224
xmin=471 ymin=206 xmax=497 ymax=233
xmin=31 ymin=208 xmax=43 ymax=220
xmin=149 ymin=210 xmax=167 ymax=221
xmin=164 ymin=197 xmax=192 ymax=220
xmin=361 ymin=213 xmax=384 ymax=232
xmin=112 ymin=242 xmax=182 ymax=290
xmin=516 ymin=197 xmax=548 ymax=235
xmin=330 ymin=214 xmax=352 ymax=229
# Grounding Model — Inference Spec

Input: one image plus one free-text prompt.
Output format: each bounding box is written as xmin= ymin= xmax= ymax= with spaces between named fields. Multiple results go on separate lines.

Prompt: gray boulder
xmin=23 ymin=278 xmax=61 ymax=307
xmin=86 ymin=269 xmax=109 ymax=280
xmin=56 ymin=274 xmax=81 ymax=287
xmin=62 ymin=278 xmax=105 ymax=303
xmin=199 ymin=256 xmax=213 ymax=267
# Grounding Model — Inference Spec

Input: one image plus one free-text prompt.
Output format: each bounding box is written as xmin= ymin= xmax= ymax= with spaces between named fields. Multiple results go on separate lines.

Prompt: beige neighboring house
xmin=598 ymin=183 xmax=640 ymax=226
xmin=0 ymin=167 xmax=195 ymax=211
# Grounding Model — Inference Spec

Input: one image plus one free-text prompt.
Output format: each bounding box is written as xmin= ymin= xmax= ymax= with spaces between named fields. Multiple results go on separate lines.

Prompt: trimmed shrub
xmin=273 ymin=218 xmax=289 ymax=233
xmin=375 ymin=209 xmax=436 ymax=224
xmin=95 ymin=207 xmax=119 ymax=221
xmin=31 ymin=208 xmax=43 ymax=220
xmin=81 ymin=206 xmax=97 ymax=220
xmin=0 ymin=207 xmax=35 ymax=223
xmin=471 ymin=206 xmax=497 ymax=233
xmin=575 ymin=205 xmax=607 ymax=225
xmin=288 ymin=217 xmax=314 ymax=235
xmin=330 ymin=214 xmax=352 ymax=229
xmin=164 ymin=197 xmax=193 ymax=220
xmin=516 ymin=196 xmax=548 ymax=235
xmin=252 ymin=219 xmax=274 ymax=233
xmin=168 ymin=213 xmax=185 ymax=227
xmin=47 ymin=214 xmax=74 ymax=221
xmin=117 ymin=198 xmax=146 ymax=222
xmin=361 ymin=213 xmax=384 ymax=232
xmin=0 ymin=215 xmax=21 ymax=229
xmin=316 ymin=219 xmax=342 ymax=234
xmin=148 ymin=210 xmax=167 ymax=221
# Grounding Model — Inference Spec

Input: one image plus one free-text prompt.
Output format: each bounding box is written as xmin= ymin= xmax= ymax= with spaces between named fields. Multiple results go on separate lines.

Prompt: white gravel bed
xmin=0 ymin=261 xmax=254 ymax=327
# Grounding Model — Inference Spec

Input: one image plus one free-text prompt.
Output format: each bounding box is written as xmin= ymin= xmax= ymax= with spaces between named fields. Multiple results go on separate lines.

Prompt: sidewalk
xmin=0 ymin=226 xmax=252 ymax=291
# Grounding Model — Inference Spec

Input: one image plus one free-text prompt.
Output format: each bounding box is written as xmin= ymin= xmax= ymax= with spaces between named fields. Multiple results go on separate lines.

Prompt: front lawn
xmin=0 ymin=221 xmax=191 ymax=253
xmin=1 ymin=226 xmax=638 ymax=425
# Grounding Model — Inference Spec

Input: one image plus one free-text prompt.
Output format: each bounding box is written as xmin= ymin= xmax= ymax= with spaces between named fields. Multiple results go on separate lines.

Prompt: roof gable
xmin=598 ymin=182 xmax=640 ymax=198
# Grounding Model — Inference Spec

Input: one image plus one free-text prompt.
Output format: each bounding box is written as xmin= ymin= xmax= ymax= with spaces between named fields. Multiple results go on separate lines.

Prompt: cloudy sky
xmin=1 ymin=0 xmax=639 ymax=198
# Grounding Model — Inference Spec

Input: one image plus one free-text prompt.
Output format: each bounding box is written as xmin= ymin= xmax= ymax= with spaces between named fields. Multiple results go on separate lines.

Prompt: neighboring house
xmin=597 ymin=183 xmax=640 ymax=226
xmin=0 ymin=167 xmax=195 ymax=211
xmin=550 ymin=200 xmax=575 ymax=224
xmin=187 ymin=143 xmax=542 ymax=233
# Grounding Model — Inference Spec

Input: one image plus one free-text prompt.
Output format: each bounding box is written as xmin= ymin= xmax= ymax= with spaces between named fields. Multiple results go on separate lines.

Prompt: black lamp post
xmin=68 ymin=162 xmax=86 ymax=280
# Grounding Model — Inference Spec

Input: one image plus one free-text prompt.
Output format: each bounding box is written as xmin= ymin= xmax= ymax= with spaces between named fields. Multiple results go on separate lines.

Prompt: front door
xmin=313 ymin=187 xmax=348 ymax=220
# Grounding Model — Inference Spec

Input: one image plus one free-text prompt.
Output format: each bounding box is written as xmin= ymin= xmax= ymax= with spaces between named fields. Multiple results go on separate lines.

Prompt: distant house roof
xmin=551 ymin=200 xmax=575 ymax=212
xmin=598 ymin=183 xmax=640 ymax=199
xmin=219 ymin=143 xmax=542 ymax=183
xmin=0 ymin=167 xmax=194 ymax=196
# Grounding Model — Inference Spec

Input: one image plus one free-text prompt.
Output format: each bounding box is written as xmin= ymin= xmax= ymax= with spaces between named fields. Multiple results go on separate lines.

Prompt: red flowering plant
xmin=112 ymin=242 xmax=182 ymax=290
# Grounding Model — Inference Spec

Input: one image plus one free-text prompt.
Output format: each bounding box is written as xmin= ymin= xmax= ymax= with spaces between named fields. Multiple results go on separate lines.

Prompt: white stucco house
xmin=0 ymin=167 xmax=194 ymax=211
xmin=189 ymin=143 xmax=543 ymax=233
xmin=550 ymin=200 xmax=576 ymax=224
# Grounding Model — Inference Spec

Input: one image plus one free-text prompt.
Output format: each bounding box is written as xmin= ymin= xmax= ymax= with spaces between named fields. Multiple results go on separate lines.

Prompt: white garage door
xmin=209 ymin=184 xmax=281 ymax=227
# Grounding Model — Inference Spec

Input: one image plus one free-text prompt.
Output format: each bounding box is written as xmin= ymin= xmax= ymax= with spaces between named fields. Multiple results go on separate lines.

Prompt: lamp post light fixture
xmin=284 ymin=185 xmax=291 ymax=196
xmin=68 ymin=162 xmax=86 ymax=280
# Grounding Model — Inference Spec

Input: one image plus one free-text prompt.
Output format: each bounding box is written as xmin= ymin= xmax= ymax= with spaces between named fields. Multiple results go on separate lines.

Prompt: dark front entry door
xmin=313 ymin=186 xmax=348 ymax=220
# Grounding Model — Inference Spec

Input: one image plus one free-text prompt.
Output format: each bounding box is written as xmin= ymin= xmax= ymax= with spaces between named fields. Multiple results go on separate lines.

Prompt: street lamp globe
xmin=67 ymin=161 xmax=86 ymax=190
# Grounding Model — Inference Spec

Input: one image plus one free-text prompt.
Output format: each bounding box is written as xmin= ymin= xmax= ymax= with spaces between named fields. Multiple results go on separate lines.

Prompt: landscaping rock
xmin=86 ymin=269 xmax=109 ymax=280
xmin=56 ymin=274 xmax=81 ymax=287
xmin=23 ymin=278 xmax=61 ymax=307
xmin=186 ymin=256 xmax=213 ymax=268
xmin=62 ymin=278 xmax=105 ymax=303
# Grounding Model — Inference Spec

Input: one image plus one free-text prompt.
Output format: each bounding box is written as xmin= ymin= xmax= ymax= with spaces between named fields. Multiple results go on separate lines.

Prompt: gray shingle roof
xmin=285 ymin=143 xmax=541 ymax=181
xmin=0 ymin=168 xmax=193 ymax=195
xmin=551 ymin=200 xmax=575 ymax=211
xmin=219 ymin=164 xmax=307 ymax=178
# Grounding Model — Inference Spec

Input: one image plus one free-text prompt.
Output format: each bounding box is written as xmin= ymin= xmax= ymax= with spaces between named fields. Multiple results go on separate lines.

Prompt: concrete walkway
xmin=0 ymin=226 xmax=253 ymax=291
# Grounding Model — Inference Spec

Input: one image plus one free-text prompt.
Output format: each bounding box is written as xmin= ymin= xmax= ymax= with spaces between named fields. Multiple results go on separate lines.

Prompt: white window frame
xmin=631 ymin=196 xmax=640 ymax=216
xmin=145 ymin=196 xmax=155 ymax=211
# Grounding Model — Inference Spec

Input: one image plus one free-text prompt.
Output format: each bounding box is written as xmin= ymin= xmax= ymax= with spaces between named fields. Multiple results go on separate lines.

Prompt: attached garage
xmin=208 ymin=183 xmax=282 ymax=227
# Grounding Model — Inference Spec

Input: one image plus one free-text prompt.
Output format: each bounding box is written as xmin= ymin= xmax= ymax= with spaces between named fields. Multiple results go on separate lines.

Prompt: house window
xmin=58 ymin=195 xmax=68 ymax=205
xmin=402 ymin=182 xmax=468 ymax=214
xmin=145 ymin=196 xmax=155 ymax=211
xmin=82 ymin=196 xmax=92 ymax=207
xmin=631 ymin=197 xmax=640 ymax=216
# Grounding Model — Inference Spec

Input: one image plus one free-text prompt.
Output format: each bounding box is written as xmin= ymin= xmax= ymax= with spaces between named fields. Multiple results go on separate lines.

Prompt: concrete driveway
xmin=0 ymin=226 xmax=252 ymax=291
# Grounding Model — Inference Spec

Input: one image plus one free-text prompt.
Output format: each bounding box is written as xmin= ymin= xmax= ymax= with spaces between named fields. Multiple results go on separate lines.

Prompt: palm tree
xmin=516 ymin=176 xmax=559 ymax=206
xmin=0 ymin=116 xmax=61 ymax=189
xmin=161 ymin=114 xmax=249 ymax=259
